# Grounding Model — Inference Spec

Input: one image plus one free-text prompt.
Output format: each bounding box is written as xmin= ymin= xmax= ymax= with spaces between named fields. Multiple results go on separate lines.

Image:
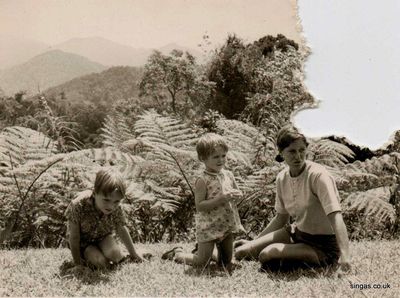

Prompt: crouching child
xmin=66 ymin=168 xmax=143 ymax=269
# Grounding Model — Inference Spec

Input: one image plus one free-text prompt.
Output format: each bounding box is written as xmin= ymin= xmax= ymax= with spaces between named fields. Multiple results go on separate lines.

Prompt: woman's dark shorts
xmin=285 ymin=224 xmax=340 ymax=267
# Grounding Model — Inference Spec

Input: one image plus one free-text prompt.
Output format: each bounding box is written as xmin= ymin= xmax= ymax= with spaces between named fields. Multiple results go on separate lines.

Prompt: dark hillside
xmin=41 ymin=66 xmax=143 ymax=106
xmin=31 ymin=66 xmax=145 ymax=147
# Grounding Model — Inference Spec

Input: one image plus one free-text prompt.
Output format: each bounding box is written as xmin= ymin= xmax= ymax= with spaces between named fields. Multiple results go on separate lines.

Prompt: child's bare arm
xmin=229 ymin=173 xmax=243 ymax=199
xmin=195 ymin=178 xmax=229 ymax=212
xmin=68 ymin=220 xmax=82 ymax=265
xmin=116 ymin=225 xmax=143 ymax=262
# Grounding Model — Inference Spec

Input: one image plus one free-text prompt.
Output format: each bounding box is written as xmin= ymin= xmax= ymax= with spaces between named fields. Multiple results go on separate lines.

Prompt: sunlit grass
xmin=1 ymin=241 xmax=399 ymax=297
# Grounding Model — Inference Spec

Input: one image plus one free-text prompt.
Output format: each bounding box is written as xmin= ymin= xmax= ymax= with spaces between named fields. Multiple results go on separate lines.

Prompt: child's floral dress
xmin=195 ymin=169 xmax=245 ymax=242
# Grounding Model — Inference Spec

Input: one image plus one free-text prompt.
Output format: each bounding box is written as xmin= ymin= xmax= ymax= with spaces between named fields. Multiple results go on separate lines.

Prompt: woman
xmin=235 ymin=126 xmax=351 ymax=272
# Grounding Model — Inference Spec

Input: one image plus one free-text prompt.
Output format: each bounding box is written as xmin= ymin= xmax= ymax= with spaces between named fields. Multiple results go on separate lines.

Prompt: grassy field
xmin=1 ymin=240 xmax=399 ymax=297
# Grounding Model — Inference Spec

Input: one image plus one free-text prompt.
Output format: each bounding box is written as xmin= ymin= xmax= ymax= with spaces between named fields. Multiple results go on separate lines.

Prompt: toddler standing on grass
xmin=162 ymin=133 xmax=244 ymax=272
xmin=66 ymin=168 xmax=143 ymax=270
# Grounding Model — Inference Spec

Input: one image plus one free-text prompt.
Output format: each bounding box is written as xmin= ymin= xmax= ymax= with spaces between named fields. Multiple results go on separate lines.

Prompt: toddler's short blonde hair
xmin=196 ymin=133 xmax=228 ymax=161
xmin=94 ymin=168 xmax=126 ymax=197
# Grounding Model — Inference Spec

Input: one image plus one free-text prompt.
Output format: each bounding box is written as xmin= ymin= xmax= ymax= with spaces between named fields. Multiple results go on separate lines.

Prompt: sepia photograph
xmin=0 ymin=0 xmax=399 ymax=296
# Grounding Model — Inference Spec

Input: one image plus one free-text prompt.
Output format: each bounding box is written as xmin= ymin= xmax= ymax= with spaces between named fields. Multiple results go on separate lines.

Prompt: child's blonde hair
xmin=196 ymin=133 xmax=228 ymax=161
xmin=93 ymin=168 xmax=126 ymax=197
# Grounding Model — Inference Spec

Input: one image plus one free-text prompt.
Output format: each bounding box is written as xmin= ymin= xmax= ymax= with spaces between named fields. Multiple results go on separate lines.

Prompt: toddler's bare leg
xmin=211 ymin=246 xmax=219 ymax=262
xmin=99 ymin=234 xmax=124 ymax=264
xmin=175 ymin=241 xmax=215 ymax=269
xmin=218 ymin=233 xmax=233 ymax=266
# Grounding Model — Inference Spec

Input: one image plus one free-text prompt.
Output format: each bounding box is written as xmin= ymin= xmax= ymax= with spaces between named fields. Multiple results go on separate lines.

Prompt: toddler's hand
xmin=222 ymin=189 xmax=242 ymax=201
xmin=233 ymin=239 xmax=249 ymax=248
xmin=229 ymin=189 xmax=243 ymax=199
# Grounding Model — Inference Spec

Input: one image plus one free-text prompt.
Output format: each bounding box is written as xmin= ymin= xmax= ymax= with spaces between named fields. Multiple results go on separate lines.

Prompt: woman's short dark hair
xmin=275 ymin=125 xmax=308 ymax=162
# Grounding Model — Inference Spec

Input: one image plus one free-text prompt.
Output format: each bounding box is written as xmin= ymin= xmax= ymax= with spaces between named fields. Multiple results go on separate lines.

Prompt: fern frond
xmin=0 ymin=126 xmax=58 ymax=172
xmin=101 ymin=114 xmax=135 ymax=148
xmin=238 ymin=164 xmax=282 ymax=203
xmin=0 ymin=154 xmax=65 ymax=196
xmin=134 ymin=110 xmax=198 ymax=149
xmin=337 ymin=152 xmax=400 ymax=192
xmin=343 ymin=152 xmax=400 ymax=176
xmin=343 ymin=186 xmax=396 ymax=223
xmin=0 ymin=147 xmax=145 ymax=203
xmin=126 ymin=179 xmax=183 ymax=214
xmin=145 ymin=180 xmax=182 ymax=213
xmin=308 ymin=139 xmax=354 ymax=168
xmin=215 ymin=119 xmax=269 ymax=169
xmin=133 ymin=110 xmax=200 ymax=191
xmin=48 ymin=147 xmax=145 ymax=190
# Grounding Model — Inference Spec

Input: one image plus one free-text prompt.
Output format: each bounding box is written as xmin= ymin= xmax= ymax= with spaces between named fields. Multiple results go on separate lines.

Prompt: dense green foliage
xmin=139 ymin=50 xmax=213 ymax=116
xmin=0 ymin=67 xmax=145 ymax=148
xmin=0 ymin=34 xmax=399 ymax=249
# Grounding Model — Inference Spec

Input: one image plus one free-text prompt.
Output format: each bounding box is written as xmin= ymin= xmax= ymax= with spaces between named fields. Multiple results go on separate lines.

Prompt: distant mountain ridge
xmin=53 ymin=37 xmax=150 ymax=67
xmin=0 ymin=35 xmax=203 ymax=70
xmin=0 ymin=50 xmax=106 ymax=96
xmin=0 ymin=35 xmax=50 ymax=69
xmin=53 ymin=37 xmax=203 ymax=66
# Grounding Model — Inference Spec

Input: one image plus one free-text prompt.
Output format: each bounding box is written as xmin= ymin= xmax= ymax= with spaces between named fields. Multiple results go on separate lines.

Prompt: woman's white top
xmin=275 ymin=160 xmax=341 ymax=235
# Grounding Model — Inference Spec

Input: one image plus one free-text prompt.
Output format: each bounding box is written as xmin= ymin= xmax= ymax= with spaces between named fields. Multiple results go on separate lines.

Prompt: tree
xmin=139 ymin=50 xmax=213 ymax=115
xmin=206 ymin=35 xmax=251 ymax=119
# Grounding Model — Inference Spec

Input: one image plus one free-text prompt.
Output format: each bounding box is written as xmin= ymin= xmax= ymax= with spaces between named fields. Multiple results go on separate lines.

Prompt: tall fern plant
xmin=0 ymin=127 xmax=62 ymax=246
xmin=0 ymin=125 xmax=146 ymax=247
xmin=339 ymin=153 xmax=400 ymax=239
xmin=100 ymin=110 xmax=275 ymax=241
xmin=100 ymin=110 xmax=199 ymax=241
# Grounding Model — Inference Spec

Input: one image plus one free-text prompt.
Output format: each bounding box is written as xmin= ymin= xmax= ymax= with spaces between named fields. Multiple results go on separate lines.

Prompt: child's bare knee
xmin=103 ymin=247 xmax=123 ymax=263
xmin=88 ymin=253 xmax=108 ymax=269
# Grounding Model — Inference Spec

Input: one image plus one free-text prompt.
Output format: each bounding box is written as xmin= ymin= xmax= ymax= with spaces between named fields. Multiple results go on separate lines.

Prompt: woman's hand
xmin=331 ymin=255 xmax=351 ymax=278
xmin=338 ymin=255 xmax=351 ymax=273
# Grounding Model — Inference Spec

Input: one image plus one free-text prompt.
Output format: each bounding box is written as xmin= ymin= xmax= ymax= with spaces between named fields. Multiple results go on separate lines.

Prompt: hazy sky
xmin=1 ymin=0 xmax=399 ymax=150
xmin=295 ymin=0 xmax=400 ymax=149
xmin=0 ymin=0 xmax=301 ymax=48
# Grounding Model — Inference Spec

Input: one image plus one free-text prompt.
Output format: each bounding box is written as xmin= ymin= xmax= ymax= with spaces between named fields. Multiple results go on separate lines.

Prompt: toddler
xmin=162 ymin=133 xmax=244 ymax=271
xmin=66 ymin=168 xmax=143 ymax=269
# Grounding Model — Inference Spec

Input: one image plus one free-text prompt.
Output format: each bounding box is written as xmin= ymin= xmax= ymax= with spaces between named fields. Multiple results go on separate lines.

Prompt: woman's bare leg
xmin=235 ymin=227 xmax=291 ymax=261
xmin=258 ymin=242 xmax=320 ymax=270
